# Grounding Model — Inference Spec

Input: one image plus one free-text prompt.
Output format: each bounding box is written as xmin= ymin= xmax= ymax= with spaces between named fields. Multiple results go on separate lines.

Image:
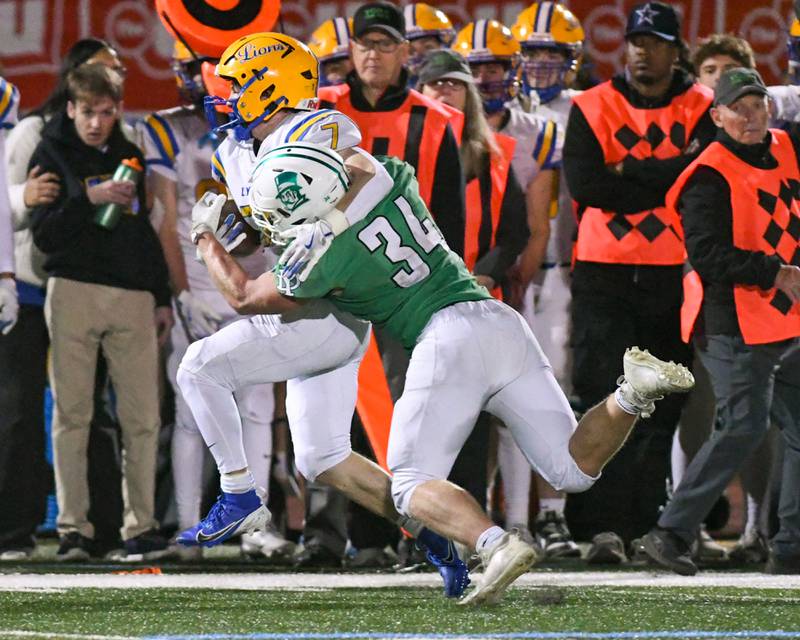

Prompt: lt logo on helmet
xmin=275 ymin=172 xmax=310 ymax=212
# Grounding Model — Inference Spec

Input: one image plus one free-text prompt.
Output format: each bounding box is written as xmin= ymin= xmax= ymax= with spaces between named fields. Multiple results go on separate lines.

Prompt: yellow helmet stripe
xmin=473 ymin=19 xmax=489 ymax=51
xmin=334 ymin=16 xmax=350 ymax=46
xmin=286 ymin=110 xmax=336 ymax=143
xmin=535 ymin=2 xmax=556 ymax=35
xmin=404 ymin=4 xmax=416 ymax=29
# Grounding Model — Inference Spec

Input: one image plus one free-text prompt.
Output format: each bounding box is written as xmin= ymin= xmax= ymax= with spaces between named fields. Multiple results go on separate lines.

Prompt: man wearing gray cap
xmin=642 ymin=68 xmax=800 ymax=576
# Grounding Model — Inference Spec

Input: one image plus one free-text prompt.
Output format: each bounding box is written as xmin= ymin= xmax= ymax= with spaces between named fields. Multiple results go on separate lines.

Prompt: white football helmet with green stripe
xmin=249 ymin=142 xmax=351 ymax=243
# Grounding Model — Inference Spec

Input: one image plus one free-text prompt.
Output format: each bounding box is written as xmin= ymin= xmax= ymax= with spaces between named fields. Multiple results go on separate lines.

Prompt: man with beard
xmin=561 ymin=2 xmax=716 ymax=561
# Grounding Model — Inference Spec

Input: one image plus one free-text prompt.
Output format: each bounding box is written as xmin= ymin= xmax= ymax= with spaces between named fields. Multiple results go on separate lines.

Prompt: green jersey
xmin=280 ymin=157 xmax=490 ymax=350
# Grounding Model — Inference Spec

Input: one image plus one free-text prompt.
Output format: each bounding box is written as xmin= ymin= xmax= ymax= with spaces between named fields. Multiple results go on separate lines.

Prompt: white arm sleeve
xmin=5 ymin=116 xmax=44 ymax=230
xmin=769 ymin=85 xmax=800 ymax=124
xmin=340 ymin=147 xmax=393 ymax=228
xmin=0 ymin=134 xmax=15 ymax=274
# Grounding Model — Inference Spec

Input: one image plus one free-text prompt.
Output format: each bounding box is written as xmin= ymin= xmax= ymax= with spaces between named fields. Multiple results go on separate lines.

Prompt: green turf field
xmin=2 ymin=586 xmax=800 ymax=639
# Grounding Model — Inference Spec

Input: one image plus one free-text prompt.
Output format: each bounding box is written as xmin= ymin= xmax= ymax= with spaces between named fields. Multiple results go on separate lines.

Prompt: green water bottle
xmin=93 ymin=157 xmax=144 ymax=230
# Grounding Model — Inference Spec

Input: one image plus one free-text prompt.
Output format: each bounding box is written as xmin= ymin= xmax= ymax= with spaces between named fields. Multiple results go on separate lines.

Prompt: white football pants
xmin=388 ymin=299 xmax=595 ymax=516
xmin=177 ymin=299 xmax=370 ymax=483
xmin=167 ymin=288 xmax=275 ymax=529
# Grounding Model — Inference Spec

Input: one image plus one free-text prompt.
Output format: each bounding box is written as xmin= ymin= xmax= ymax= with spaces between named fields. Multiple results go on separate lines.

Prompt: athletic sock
xmin=476 ymin=526 xmax=506 ymax=555
xmin=221 ymin=469 xmax=255 ymax=494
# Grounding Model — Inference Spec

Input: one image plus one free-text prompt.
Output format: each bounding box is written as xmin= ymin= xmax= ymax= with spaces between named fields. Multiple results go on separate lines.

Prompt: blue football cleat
xmin=175 ymin=490 xmax=271 ymax=548
xmin=416 ymin=528 xmax=471 ymax=598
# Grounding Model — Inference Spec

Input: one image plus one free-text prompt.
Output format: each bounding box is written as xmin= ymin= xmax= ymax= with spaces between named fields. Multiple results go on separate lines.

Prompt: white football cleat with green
xmin=617 ymin=347 xmax=695 ymax=418
xmin=458 ymin=530 xmax=541 ymax=606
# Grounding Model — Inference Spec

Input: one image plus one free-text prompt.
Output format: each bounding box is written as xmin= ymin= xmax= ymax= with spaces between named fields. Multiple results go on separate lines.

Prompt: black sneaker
xmin=56 ymin=532 xmax=93 ymax=562
xmin=293 ymin=544 xmax=342 ymax=569
xmin=765 ymin=550 xmax=800 ymax=575
xmin=728 ymin=530 xmax=769 ymax=565
xmin=534 ymin=511 xmax=581 ymax=558
xmin=120 ymin=530 xmax=170 ymax=562
xmin=586 ymin=531 xmax=627 ymax=565
xmin=642 ymin=527 xmax=697 ymax=576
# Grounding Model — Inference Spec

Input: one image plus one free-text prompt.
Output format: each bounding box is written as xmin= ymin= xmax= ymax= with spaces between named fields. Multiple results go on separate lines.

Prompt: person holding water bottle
xmin=29 ymin=63 xmax=174 ymax=562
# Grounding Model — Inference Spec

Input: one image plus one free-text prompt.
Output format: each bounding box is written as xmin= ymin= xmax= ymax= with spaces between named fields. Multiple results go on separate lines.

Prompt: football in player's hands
xmin=217 ymin=200 xmax=263 ymax=256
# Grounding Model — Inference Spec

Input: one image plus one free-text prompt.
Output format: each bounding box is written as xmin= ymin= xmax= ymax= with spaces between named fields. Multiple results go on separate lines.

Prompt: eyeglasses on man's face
xmin=353 ymin=37 xmax=402 ymax=54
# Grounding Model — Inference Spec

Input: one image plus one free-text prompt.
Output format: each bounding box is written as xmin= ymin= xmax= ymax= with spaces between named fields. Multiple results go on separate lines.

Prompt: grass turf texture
xmin=1 ymin=587 xmax=799 ymax=638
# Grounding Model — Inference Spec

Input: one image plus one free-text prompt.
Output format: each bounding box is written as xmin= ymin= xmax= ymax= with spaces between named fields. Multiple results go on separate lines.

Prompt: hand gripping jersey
xmin=137 ymin=106 xmax=266 ymax=287
xmin=211 ymin=109 xmax=362 ymax=225
xmin=282 ymin=157 xmax=489 ymax=349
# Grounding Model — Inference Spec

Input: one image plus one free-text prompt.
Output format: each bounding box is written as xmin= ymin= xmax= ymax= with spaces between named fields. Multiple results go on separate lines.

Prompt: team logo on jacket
xmin=275 ymin=171 xmax=308 ymax=212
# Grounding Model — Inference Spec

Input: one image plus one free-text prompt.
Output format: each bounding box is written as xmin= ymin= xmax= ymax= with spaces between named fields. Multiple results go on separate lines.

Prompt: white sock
xmin=745 ymin=494 xmax=761 ymax=537
xmin=476 ymin=526 xmax=506 ymax=554
xmin=496 ymin=426 xmax=532 ymax=527
xmin=171 ymin=422 xmax=207 ymax=529
xmin=221 ymin=469 xmax=255 ymax=494
xmin=614 ymin=386 xmax=640 ymax=415
xmin=539 ymin=498 xmax=566 ymax=515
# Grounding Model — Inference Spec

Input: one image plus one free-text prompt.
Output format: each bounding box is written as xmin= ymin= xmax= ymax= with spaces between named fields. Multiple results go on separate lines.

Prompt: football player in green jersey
xmin=191 ymin=141 xmax=695 ymax=605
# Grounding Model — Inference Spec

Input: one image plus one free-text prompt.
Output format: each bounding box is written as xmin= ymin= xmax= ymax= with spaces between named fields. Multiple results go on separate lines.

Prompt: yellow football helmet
xmin=309 ymin=17 xmax=353 ymax=63
xmin=512 ymin=2 xmax=584 ymax=101
xmin=211 ymin=32 xmax=319 ymax=141
xmin=172 ymin=41 xmax=210 ymax=104
xmin=789 ymin=19 xmax=800 ymax=83
xmin=453 ymin=20 xmax=520 ymax=113
xmin=404 ymin=3 xmax=456 ymax=44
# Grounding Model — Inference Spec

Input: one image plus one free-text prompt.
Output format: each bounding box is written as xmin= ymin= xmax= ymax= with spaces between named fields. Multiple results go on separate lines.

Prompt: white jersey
xmin=137 ymin=106 xmax=266 ymax=290
xmin=768 ymin=85 xmax=800 ymax=126
xmin=0 ymin=77 xmax=20 ymax=274
xmin=212 ymin=108 xmax=362 ymax=221
xmin=502 ymin=103 xmax=562 ymax=191
xmin=526 ymin=88 xmax=581 ymax=266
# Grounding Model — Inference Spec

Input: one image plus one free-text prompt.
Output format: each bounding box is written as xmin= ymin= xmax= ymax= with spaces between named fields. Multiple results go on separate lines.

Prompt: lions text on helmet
xmin=204 ymin=33 xmax=320 ymax=142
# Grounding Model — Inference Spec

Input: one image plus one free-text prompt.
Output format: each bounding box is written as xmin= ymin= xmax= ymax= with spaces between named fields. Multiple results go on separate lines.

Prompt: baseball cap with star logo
xmin=624 ymin=2 xmax=681 ymax=43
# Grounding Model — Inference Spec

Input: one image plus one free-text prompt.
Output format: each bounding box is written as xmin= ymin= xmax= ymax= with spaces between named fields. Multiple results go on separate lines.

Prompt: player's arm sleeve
xmin=0 ymin=134 xmax=14 ymax=274
xmin=429 ymin=123 xmax=465 ymax=257
xmin=210 ymin=148 xmax=227 ymax=187
xmin=139 ymin=114 xmax=179 ymax=180
xmin=338 ymin=148 xmax=392 ymax=228
xmin=532 ymin=119 xmax=562 ymax=171
xmin=473 ymin=166 xmax=529 ymax=284
xmin=285 ymin=110 xmax=362 ymax=149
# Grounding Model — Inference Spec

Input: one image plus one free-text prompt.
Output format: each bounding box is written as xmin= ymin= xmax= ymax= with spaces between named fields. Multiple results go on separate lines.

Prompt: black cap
xmin=714 ymin=67 xmax=768 ymax=106
xmin=625 ymin=2 xmax=681 ymax=42
xmin=353 ymin=2 xmax=405 ymax=42
xmin=417 ymin=50 xmax=474 ymax=86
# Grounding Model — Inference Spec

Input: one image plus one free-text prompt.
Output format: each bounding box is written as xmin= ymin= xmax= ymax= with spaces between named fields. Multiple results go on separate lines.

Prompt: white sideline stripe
xmin=0 ymin=632 xmax=137 ymax=640
xmin=2 ymin=571 xmax=800 ymax=591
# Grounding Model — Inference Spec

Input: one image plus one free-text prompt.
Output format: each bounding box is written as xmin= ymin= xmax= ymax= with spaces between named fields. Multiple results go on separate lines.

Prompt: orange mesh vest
xmin=318 ymin=84 xmax=463 ymax=208
xmin=667 ymin=130 xmax=800 ymax=344
xmin=572 ymin=80 xmax=712 ymax=265
xmin=464 ymin=133 xmax=516 ymax=300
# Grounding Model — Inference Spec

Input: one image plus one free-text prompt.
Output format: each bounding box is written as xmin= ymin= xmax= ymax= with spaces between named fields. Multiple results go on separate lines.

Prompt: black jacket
xmin=676 ymin=129 xmax=789 ymax=336
xmin=320 ymin=69 xmax=466 ymax=257
xmin=563 ymin=69 xmax=717 ymax=287
xmin=30 ymin=111 xmax=171 ymax=307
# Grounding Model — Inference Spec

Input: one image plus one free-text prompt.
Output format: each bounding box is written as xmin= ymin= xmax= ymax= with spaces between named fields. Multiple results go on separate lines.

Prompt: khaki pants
xmin=45 ymin=277 xmax=160 ymax=541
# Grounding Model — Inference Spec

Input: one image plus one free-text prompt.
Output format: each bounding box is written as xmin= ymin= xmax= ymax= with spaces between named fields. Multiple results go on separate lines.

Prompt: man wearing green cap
xmin=642 ymin=67 xmax=800 ymax=576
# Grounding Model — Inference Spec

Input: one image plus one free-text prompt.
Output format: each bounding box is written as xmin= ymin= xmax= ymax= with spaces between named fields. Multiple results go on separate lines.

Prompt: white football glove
xmin=190 ymin=191 xmax=227 ymax=245
xmin=0 ymin=278 xmax=19 ymax=336
xmin=215 ymin=212 xmax=249 ymax=253
xmin=175 ymin=290 xmax=222 ymax=341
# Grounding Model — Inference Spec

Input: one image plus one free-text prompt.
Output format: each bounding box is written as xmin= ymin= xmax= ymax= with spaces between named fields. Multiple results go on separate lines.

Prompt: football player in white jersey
xmin=450 ymin=19 xmax=580 ymax=559
xmin=0 ymin=76 xmax=20 ymax=335
xmin=137 ymin=42 xmax=296 ymax=562
xmin=175 ymin=32 xmax=470 ymax=597
xmin=506 ymin=2 xmax=588 ymax=557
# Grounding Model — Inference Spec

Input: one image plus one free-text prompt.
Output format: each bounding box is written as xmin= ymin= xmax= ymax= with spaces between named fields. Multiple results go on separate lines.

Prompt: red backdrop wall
xmin=0 ymin=0 xmax=796 ymax=114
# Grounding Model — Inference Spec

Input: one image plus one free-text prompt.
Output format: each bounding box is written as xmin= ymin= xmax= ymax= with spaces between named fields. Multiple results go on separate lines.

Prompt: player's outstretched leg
xmin=175 ymin=489 xmax=271 ymax=547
